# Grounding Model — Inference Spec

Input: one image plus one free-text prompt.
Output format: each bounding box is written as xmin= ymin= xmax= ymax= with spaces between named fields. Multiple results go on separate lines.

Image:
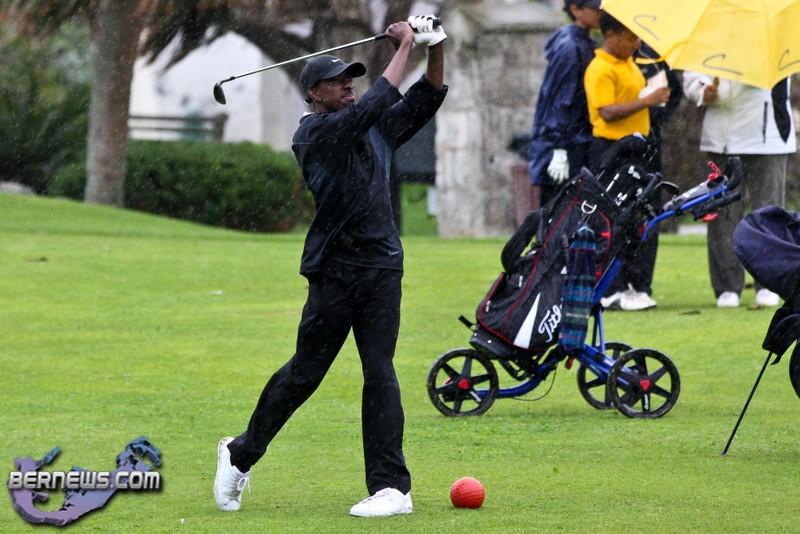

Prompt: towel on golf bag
xmin=734 ymin=206 xmax=800 ymax=359
xmin=558 ymin=224 xmax=596 ymax=353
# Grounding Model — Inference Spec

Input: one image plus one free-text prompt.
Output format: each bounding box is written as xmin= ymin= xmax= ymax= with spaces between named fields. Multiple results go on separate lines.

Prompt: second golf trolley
xmin=426 ymin=136 xmax=743 ymax=419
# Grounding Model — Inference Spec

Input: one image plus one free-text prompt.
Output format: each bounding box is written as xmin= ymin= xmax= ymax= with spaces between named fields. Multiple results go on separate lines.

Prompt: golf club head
xmin=213 ymin=81 xmax=227 ymax=105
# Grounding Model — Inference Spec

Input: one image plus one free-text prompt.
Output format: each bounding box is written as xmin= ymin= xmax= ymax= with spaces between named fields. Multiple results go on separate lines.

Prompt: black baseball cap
xmin=300 ymin=55 xmax=366 ymax=103
xmin=564 ymin=0 xmax=601 ymax=9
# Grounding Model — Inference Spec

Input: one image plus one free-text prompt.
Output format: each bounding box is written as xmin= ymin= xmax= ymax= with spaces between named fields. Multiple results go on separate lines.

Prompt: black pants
xmin=227 ymin=260 xmax=410 ymax=494
xmin=705 ymin=153 xmax=787 ymax=297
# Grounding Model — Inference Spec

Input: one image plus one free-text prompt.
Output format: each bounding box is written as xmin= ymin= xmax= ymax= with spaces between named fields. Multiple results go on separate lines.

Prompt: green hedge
xmin=0 ymin=27 xmax=91 ymax=193
xmin=50 ymin=140 xmax=314 ymax=232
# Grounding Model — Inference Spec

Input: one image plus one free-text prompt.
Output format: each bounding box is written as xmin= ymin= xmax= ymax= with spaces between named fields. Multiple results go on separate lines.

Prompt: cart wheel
xmin=427 ymin=348 xmax=499 ymax=417
xmin=789 ymin=343 xmax=800 ymax=400
xmin=606 ymin=348 xmax=680 ymax=418
xmin=577 ymin=341 xmax=632 ymax=409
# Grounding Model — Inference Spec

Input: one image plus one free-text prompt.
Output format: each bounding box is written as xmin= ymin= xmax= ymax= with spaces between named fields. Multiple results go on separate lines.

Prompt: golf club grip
xmin=415 ymin=17 xmax=442 ymax=29
xmin=378 ymin=17 xmax=442 ymax=40
xmin=639 ymin=172 xmax=661 ymax=203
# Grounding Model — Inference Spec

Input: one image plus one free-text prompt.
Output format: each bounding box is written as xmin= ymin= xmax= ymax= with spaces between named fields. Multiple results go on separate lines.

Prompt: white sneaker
xmin=755 ymin=289 xmax=780 ymax=307
xmin=619 ymin=287 xmax=657 ymax=311
xmin=600 ymin=291 xmax=625 ymax=310
xmin=716 ymin=291 xmax=740 ymax=308
xmin=214 ymin=437 xmax=250 ymax=511
xmin=349 ymin=488 xmax=413 ymax=517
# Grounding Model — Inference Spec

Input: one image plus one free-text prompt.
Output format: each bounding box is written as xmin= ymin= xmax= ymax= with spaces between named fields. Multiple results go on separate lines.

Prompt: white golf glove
xmin=408 ymin=15 xmax=447 ymax=47
xmin=547 ymin=149 xmax=569 ymax=184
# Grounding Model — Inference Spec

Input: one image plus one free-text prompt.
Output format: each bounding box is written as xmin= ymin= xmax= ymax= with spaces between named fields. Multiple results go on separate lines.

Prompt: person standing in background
xmin=584 ymin=11 xmax=671 ymax=311
xmin=595 ymin=41 xmax=683 ymax=311
xmin=682 ymin=73 xmax=795 ymax=308
xmin=527 ymin=0 xmax=602 ymax=211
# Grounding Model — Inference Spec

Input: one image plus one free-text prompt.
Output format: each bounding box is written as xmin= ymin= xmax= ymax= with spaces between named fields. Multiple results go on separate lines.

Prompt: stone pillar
xmin=436 ymin=0 xmax=563 ymax=237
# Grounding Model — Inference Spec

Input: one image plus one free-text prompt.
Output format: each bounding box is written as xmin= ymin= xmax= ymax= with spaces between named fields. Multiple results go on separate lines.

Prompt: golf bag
xmin=475 ymin=136 xmax=657 ymax=354
xmin=734 ymin=206 xmax=800 ymax=364
xmin=722 ymin=206 xmax=800 ymax=453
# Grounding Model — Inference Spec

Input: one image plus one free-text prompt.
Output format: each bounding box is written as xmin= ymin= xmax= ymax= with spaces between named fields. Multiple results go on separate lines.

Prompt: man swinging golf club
xmin=213 ymin=15 xmax=447 ymax=517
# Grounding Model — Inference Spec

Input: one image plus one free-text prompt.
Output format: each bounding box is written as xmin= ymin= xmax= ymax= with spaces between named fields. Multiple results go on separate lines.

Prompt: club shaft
xmin=224 ymin=35 xmax=384 ymax=83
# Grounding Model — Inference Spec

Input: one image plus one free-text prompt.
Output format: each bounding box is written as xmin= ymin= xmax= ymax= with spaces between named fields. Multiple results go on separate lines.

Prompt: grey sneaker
xmin=349 ymin=488 xmax=413 ymax=517
xmin=214 ymin=437 xmax=250 ymax=511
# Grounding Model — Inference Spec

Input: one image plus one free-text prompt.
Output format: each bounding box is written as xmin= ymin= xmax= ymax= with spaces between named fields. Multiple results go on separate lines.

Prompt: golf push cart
xmin=426 ymin=135 xmax=743 ymax=419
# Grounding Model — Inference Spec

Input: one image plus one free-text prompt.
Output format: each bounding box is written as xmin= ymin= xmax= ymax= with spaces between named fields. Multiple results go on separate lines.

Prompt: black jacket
xmin=293 ymin=75 xmax=447 ymax=277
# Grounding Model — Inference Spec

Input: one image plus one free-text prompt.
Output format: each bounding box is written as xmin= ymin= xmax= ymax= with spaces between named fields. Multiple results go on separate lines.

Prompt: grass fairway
xmin=1 ymin=193 xmax=798 ymax=533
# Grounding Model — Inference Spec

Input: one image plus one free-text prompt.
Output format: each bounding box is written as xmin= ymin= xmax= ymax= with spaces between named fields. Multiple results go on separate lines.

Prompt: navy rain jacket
xmin=528 ymin=24 xmax=597 ymax=185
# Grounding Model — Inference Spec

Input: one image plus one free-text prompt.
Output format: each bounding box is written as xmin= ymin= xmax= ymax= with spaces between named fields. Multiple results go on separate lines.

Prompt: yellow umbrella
xmin=601 ymin=0 xmax=800 ymax=89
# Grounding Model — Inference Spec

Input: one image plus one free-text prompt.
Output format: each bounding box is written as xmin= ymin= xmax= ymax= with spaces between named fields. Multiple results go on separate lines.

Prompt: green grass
xmin=1 ymin=193 xmax=798 ymax=533
xmin=400 ymin=183 xmax=437 ymax=236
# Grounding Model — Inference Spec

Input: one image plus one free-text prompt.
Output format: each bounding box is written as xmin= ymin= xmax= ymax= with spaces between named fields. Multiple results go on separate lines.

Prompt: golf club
xmin=212 ymin=18 xmax=441 ymax=105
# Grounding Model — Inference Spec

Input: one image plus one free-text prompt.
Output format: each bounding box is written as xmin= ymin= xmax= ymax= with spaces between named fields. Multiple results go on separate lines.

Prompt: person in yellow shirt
xmin=584 ymin=11 xmax=670 ymax=311
xmin=585 ymin=11 xmax=670 ymax=165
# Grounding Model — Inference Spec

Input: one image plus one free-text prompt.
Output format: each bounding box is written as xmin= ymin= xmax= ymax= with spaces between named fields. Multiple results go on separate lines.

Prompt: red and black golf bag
xmin=472 ymin=135 xmax=658 ymax=357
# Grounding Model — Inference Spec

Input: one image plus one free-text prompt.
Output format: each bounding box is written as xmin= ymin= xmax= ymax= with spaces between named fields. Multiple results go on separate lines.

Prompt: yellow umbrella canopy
xmin=601 ymin=0 xmax=800 ymax=89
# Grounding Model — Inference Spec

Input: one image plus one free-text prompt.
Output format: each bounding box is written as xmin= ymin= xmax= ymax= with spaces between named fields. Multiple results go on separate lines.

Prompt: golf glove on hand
xmin=547 ymin=149 xmax=569 ymax=184
xmin=408 ymin=15 xmax=447 ymax=47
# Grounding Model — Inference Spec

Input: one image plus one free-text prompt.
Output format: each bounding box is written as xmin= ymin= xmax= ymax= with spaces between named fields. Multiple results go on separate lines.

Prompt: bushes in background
xmin=51 ymin=140 xmax=314 ymax=232
xmin=0 ymin=22 xmax=312 ymax=233
xmin=0 ymin=24 xmax=91 ymax=193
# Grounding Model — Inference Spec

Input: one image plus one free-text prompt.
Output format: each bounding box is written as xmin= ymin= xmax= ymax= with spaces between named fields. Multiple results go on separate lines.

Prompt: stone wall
xmin=436 ymin=0 xmax=563 ymax=237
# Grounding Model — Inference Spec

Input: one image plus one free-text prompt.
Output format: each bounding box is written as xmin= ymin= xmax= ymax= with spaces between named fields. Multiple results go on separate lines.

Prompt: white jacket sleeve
xmin=682 ymin=72 xmax=715 ymax=107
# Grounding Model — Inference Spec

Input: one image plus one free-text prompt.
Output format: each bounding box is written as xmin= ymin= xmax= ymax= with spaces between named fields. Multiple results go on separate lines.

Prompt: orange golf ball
xmin=450 ymin=477 xmax=485 ymax=508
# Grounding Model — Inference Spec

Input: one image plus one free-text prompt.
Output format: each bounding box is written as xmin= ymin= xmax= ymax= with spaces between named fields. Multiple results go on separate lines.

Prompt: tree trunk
xmin=84 ymin=0 xmax=143 ymax=206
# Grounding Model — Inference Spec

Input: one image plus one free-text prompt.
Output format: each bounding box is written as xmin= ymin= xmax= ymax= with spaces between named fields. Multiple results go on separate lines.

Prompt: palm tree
xmin=9 ymin=0 xmax=146 ymax=205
